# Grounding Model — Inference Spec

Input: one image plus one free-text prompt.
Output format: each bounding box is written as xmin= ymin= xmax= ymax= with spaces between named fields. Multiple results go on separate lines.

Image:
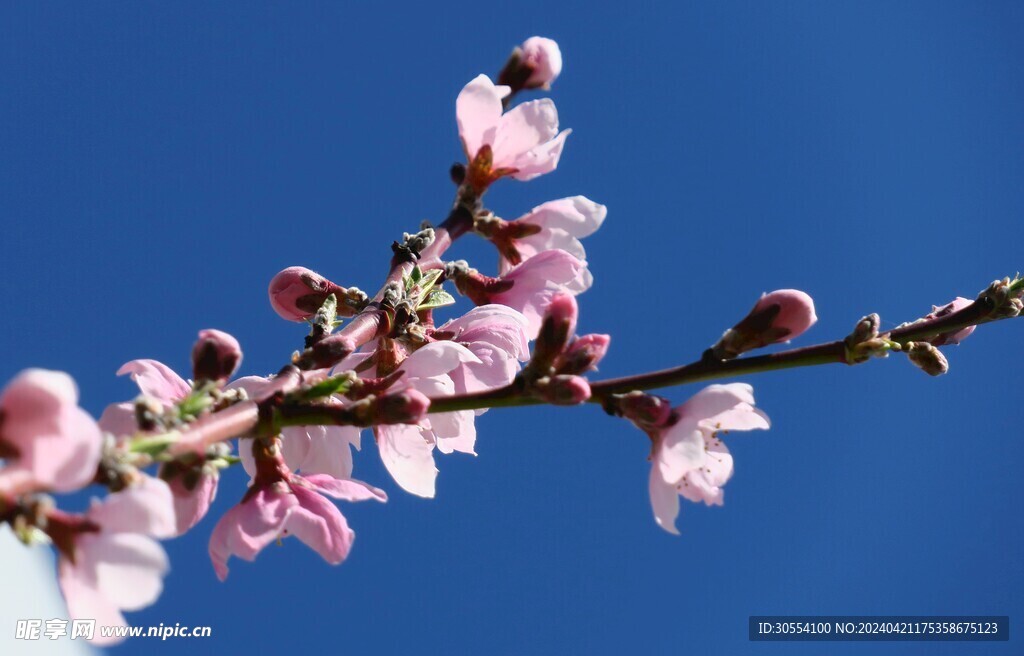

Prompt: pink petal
xmin=116 ymin=360 xmax=190 ymax=405
xmin=375 ymin=425 xmax=438 ymax=498
xmin=303 ymin=473 xmax=387 ymax=503
xmin=648 ymin=466 xmax=681 ymax=535
xmin=167 ymin=471 xmax=218 ymax=535
xmin=297 ymin=425 xmax=360 ymax=480
xmin=400 ymin=341 xmax=481 ymax=379
xmin=284 ymin=486 xmax=356 ymax=565
xmin=656 ymin=419 xmax=706 ymax=484
xmin=84 ymin=533 xmax=169 ymax=612
xmin=98 ymin=402 xmax=136 ymax=439
xmin=455 ymin=74 xmax=508 ymax=159
xmin=88 ymin=476 xmax=176 ymax=538
xmin=492 ymin=98 xmax=559 ymax=169
xmin=208 ymin=486 xmax=295 ymax=581
xmin=508 ymin=129 xmax=571 ymax=181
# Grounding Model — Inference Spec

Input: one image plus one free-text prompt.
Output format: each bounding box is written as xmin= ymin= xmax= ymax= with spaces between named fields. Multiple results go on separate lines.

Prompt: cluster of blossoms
xmin=0 ymin=36 xmax=1016 ymax=645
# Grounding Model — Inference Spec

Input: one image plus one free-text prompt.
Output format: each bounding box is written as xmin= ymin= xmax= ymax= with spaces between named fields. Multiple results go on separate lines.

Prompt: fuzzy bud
xmin=906 ymin=341 xmax=949 ymax=376
xmin=269 ymin=266 xmax=351 ymax=322
xmin=921 ymin=297 xmax=976 ymax=346
xmin=535 ymin=375 xmax=591 ymax=405
xmin=555 ymin=333 xmax=610 ymax=375
xmin=375 ymin=389 xmax=431 ymax=425
xmin=711 ymin=289 xmax=818 ymax=359
xmin=498 ymin=37 xmax=562 ymax=92
xmin=608 ymin=391 xmax=673 ymax=430
xmin=191 ymin=329 xmax=242 ymax=385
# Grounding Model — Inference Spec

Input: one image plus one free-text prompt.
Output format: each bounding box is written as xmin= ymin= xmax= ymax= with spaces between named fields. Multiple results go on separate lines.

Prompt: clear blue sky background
xmin=1 ymin=2 xmax=1022 ymax=655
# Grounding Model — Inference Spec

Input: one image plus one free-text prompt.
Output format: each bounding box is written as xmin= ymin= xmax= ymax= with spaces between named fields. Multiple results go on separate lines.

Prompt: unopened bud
xmin=498 ymin=37 xmax=562 ymax=92
xmin=555 ymin=333 xmax=610 ymax=375
xmin=531 ymin=294 xmax=578 ymax=372
xmin=535 ymin=375 xmax=591 ymax=405
xmin=924 ymin=297 xmax=976 ymax=346
xmin=294 ymin=333 xmax=356 ymax=371
xmin=711 ymin=289 xmax=817 ymax=359
xmin=191 ymin=329 xmax=242 ymax=385
xmin=608 ymin=391 xmax=673 ymax=430
xmin=269 ymin=267 xmax=349 ymax=322
xmin=375 ymin=389 xmax=431 ymax=425
xmin=906 ymin=341 xmax=949 ymax=376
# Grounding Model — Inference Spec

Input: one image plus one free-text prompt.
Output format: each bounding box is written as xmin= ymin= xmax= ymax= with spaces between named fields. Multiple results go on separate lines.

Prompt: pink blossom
xmin=55 ymin=477 xmax=175 ymax=645
xmin=646 ymin=384 xmax=770 ymax=534
xmin=371 ymin=341 xmax=483 ymax=498
xmin=208 ymin=443 xmax=385 ymax=580
xmin=231 ymin=375 xmax=363 ymax=481
xmin=520 ymin=37 xmax=562 ymax=89
xmin=100 ymin=357 xmax=233 ymax=534
xmin=497 ymin=196 xmax=605 ymax=278
xmin=456 ymin=74 xmax=570 ymax=186
xmin=433 ymin=305 xmax=531 ymax=396
xmin=926 ymin=297 xmax=976 ymax=346
xmin=489 ymin=249 xmax=591 ymax=337
xmin=0 ymin=369 xmax=102 ymax=496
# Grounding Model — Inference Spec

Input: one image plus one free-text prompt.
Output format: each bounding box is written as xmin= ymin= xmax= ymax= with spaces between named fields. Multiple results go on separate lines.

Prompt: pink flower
xmin=100 ymin=356 xmax=234 ymax=534
xmin=489 ymin=249 xmax=590 ymax=337
xmin=55 ymin=477 xmax=175 ymax=645
xmin=370 ymin=341 xmax=484 ymax=498
xmin=208 ymin=441 xmax=385 ymax=580
xmin=645 ymin=384 xmax=770 ymax=534
xmin=496 ymin=196 xmax=605 ymax=280
xmin=231 ymin=375 xmax=364 ymax=481
xmin=456 ymin=74 xmax=570 ymax=187
xmin=519 ymin=37 xmax=562 ymax=89
xmin=926 ymin=297 xmax=976 ymax=346
xmin=433 ymin=305 xmax=531 ymax=396
xmin=0 ymin=369 xmax=102 ymax=496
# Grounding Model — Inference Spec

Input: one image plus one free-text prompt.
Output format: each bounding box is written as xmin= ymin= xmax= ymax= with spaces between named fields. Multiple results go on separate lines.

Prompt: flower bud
xmin=535 ymin=375 xmax=591 ymax=405
xmin=497 ymin=37 xmax=562 ymax=93
xmin=268 ymin=266 xmax=347 ymax=322
xmin=906 ymin=341 xmax=949 ymax=376
xmin=520 ymin=37 xmax=562 ymax=89
xmin=555 ymin=333 xmax=610 ymax=375
xmin=375 ymin=389 xmax=431 ymax=425
xmin=925 ymin=297 xmax=976 ymax=346
xmin=531 ymin=294 xmax=578 ymax=372
xmin=191 ymin=329 xmax=242 ymax=385
xmin=610 ymin=391 xmax=673 ymax=430
xmin=711 ymin=289 xmax=817 ymax=359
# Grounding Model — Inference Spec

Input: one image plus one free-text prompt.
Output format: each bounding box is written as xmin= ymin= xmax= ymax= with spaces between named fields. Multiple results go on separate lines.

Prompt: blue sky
xmin=1 ymin=2 xmax=1022 ymax=654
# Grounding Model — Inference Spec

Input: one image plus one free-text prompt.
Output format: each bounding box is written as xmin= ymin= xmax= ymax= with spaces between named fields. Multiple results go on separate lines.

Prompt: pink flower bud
xmin=376 ymin=389 xmax=431 ymax=425
xmin=555 ymin=333 xmax=610 ymax=375
xmin=191 ymin=329 xmax=242 ymax=384
xmin=614 ymin=391 xmax=673 ymax=430
xmin=537 ymin=375 xmax=591 ymax=405
xmin=268 ymin=266 xmax=346 ymax=322
xmin=520 ymin=37 xmax=562 ymax=89
xmin=531 ymin=293 xmax=578 ymax=371
xmin=712 ymin=289 xmax=817 ymax=359
xmin=925 ymin=297 xmax=976 ymax=346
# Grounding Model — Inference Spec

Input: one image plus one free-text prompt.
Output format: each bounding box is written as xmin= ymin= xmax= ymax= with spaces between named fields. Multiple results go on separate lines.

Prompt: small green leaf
xmin=294 ymin=373 xmax=356 ymax=401
xmin=419 ymin=287 xmax=457 ymax=310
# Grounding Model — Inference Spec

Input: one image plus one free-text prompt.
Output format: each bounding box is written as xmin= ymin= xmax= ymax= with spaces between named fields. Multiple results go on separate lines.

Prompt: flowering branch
xmin=0 ymin=34 xmax=1019 ymax=645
